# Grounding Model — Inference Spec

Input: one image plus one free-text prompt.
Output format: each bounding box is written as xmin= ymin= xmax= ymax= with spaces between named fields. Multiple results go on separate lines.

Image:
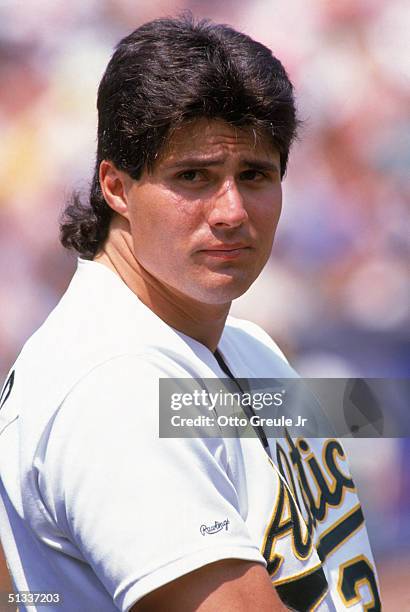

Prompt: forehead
xmin=157 ymin=118 xmax=278 ymax=165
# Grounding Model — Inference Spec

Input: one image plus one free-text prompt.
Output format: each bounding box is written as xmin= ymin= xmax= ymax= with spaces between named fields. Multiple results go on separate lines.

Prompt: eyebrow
xmin=166 ymin=157 xmax=280 ymax=173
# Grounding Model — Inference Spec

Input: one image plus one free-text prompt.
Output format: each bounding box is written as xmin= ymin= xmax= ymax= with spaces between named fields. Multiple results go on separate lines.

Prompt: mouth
xmin=196 ymin=244 xmax=252 ymax=260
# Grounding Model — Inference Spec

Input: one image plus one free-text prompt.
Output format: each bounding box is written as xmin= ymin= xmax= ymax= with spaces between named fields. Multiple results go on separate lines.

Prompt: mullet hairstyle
xmin=60 ymin=14 xmax=299 ymax=259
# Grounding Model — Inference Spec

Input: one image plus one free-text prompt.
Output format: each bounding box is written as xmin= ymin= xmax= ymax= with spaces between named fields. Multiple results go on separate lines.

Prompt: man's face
xmin=124 ymin=118 xmax=282 ymax=305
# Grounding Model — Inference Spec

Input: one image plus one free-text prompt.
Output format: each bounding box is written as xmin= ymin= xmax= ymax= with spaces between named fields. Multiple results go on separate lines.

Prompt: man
xmin=0 ymin=16 xmax=380 ymax=611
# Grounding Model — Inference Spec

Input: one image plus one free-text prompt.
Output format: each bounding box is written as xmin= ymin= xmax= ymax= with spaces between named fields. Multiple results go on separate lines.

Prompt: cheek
xmin=253 ymin=193 xmax=282 ymax=236
xmin=127 ymin=190 xmax=167 ymax=241
xmin=127 ymin=193 xmax=200 ymax=258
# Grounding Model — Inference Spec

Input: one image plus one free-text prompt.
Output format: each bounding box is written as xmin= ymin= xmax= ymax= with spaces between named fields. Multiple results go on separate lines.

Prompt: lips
xmin=196 ymin=243 xmax=252 ymax=259
xmin=198 ymin=243 xmax=251 ymax=252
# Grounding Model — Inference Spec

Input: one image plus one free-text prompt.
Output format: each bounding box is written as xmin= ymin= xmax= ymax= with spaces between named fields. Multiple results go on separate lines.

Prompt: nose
xmin=207 ymin=180 xmax=248 ymax=228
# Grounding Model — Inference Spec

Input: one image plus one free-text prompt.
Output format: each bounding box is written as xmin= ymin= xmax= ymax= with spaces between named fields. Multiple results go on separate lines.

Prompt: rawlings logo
xmin=200 ymin=519 xmax=230 ymax=536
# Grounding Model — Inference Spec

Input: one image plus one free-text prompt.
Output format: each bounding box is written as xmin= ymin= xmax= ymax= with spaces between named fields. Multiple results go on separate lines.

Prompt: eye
xmin=239 ymin=169 xmax=266 ymax=181
xmin=177 ymin=170 xmax=203 ymax=182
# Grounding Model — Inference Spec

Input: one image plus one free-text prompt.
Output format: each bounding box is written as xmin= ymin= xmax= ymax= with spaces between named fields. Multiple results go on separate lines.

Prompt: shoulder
xmin=16 ymin=260 xmax=192 ymax=410
xmin=226 ymin=316 xmax=289 ymax=362
xmin=221 ymin=315 xmax=296 ymax=378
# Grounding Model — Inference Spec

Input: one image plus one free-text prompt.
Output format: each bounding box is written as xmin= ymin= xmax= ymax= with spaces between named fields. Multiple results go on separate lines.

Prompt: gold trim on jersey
xmin=267 ymin=436 xmax=381 ymax=609
xmin=262 ymin=457 xmax=313 ymax=574
xmin=295 ymin=437 xmax=357 ymax=524
xmin=275 ymin=442 xmax=300 ymax=507
xmin=337 ymin=554 xmax=379 ymax=610
xmin=270 ymin=560 xmax=323 ymax=586
xmin=309 ymin=581 xmax=330 ymax=612
xmin=317 ymin=503 xmax=364 ymax=560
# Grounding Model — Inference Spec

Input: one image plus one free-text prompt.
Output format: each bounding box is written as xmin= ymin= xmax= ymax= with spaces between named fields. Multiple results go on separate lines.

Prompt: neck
xmin=94 ymin=225 xmax=230 ymax=353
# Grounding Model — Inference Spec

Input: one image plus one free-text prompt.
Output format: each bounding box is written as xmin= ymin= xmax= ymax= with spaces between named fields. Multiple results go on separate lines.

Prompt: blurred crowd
xmin=0 ymin=0 xmax=409 ymax=599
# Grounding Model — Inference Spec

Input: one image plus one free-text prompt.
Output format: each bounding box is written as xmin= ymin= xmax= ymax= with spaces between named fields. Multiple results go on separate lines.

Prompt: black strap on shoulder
xmin=214 ymin=349 xmax=236 ymax=379
xmin=214 ymin=350 xmax=271 ymax=457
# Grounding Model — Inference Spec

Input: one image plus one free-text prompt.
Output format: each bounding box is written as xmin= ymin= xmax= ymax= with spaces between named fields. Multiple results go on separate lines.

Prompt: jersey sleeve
xmin=35 ymin=355 xmax=266 ymax=611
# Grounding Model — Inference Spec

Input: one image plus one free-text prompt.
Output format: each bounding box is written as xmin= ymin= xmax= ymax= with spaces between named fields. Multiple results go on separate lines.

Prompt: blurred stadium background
xmin=0 ymin=0 xmax=409 ymax=608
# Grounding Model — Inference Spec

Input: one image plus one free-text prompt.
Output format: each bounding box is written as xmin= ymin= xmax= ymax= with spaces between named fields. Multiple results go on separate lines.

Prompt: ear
xmin=99 ymin=160 xmax=131 ymax=219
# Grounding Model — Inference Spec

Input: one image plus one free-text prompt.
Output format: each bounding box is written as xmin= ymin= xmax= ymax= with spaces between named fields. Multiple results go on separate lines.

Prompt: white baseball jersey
xmin=0 ymin=259 xmax=380 ymax=611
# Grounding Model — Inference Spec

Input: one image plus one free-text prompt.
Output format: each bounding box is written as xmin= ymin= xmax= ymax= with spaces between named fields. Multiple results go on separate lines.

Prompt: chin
xmin=190 ymin=276 xmax=255 ymax=305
